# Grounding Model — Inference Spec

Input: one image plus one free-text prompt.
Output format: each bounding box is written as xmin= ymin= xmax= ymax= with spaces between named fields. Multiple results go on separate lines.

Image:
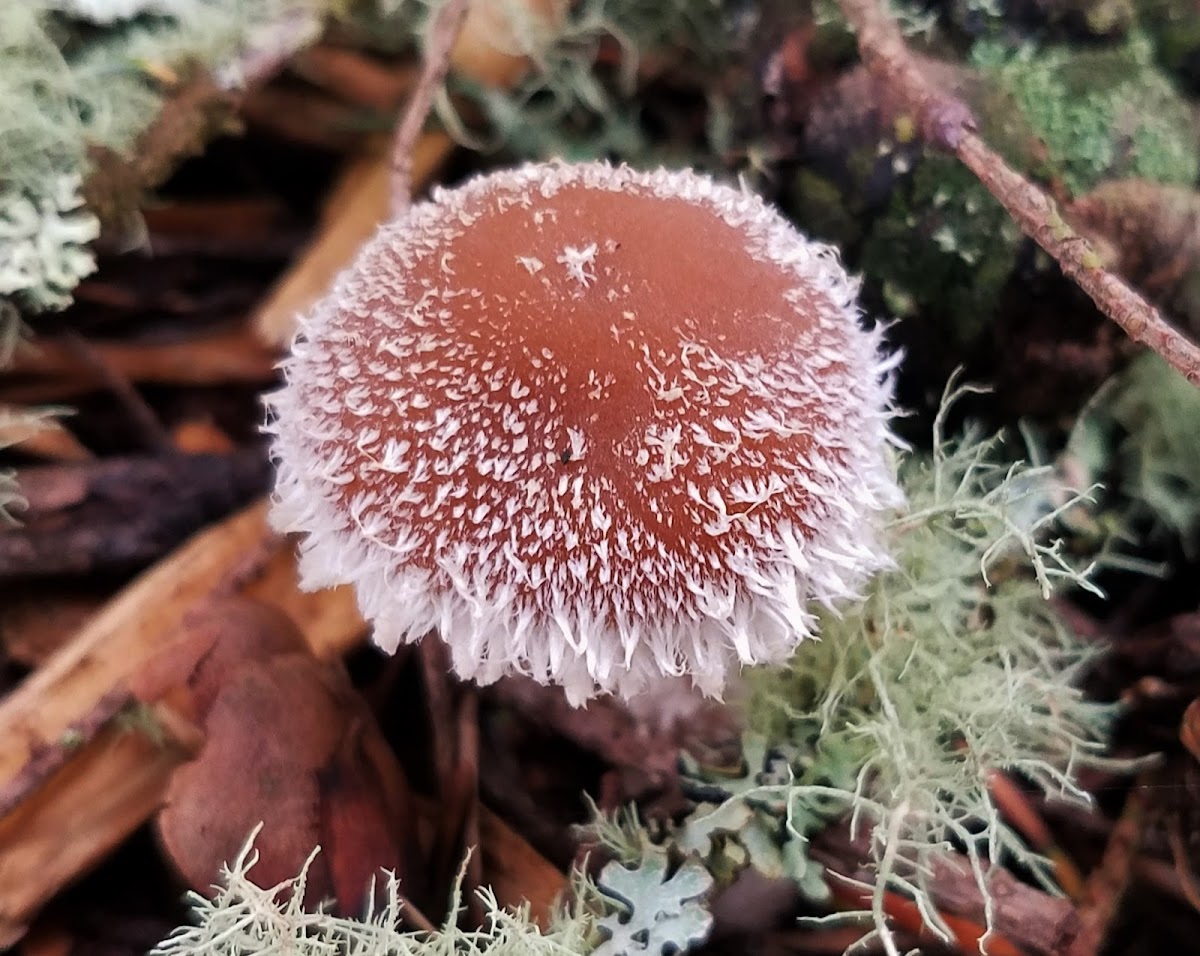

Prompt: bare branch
xmin=391 ymin=0 xmax=470 ymax=215
xmin=837 ymin=0 xmax=1200 ymax=387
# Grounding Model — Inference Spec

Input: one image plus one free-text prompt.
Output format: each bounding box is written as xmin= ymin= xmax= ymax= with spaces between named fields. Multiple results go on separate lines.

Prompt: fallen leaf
xmin=152 ymin=602 xmax=417 ymax=914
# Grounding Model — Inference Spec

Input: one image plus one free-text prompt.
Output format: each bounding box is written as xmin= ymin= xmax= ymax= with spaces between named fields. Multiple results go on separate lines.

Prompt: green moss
xmin=809 ymin=33 xmax=1199 ymax=352
xmin=792 ymin=58 xmax=1046 ymax=351
xmin=974 ymin=35 xmax=1199 ymax=196
xmin=860 ymin=154 xmax=1020 ymax=337
xmin=1134 ymin=0 xmax=1200 ymax=87
xmin=787 ymin=168 xmax=863 ymax=249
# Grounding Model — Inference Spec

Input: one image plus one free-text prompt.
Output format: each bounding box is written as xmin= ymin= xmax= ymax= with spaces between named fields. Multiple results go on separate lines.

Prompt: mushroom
xmin=267 ymin=161 xmax=901 ymax=705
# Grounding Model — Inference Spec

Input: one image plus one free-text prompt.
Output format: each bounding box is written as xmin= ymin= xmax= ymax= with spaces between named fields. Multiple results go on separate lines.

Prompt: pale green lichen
xmin=737 ymin=380 xmax=1113 ymax=949
xmin=0 ymin=173 xmax=100 ymax=312
xmin=46 ymin=0 xmax=186 ymax=22
xmin=0 ymin=5 xmax=87 ymax=195
xmin=0 ymin=0 xmax=332 ymax=319
xmin=153 ymin=830 xmax=600 ymax=956
xmin=593 ymin=852 xmax=713 ymax=956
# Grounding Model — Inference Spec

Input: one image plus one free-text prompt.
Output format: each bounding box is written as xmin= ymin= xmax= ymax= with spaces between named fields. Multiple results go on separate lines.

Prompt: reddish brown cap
xmin=268 ymin=162 xmax=900 ymax=703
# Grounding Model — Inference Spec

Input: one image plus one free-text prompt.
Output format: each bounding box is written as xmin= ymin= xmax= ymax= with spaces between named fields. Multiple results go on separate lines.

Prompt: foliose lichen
xmin=0 ymin=174 xmax=100 ymax=313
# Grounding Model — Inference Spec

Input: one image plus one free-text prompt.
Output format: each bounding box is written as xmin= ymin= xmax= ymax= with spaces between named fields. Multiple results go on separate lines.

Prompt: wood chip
xmin=2 ymin=328 xmax=280 ymax=405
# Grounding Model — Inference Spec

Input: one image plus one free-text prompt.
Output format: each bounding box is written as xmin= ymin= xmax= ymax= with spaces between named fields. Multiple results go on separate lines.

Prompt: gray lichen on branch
xmin=836 ymin=0 xmax=1200 ymax=387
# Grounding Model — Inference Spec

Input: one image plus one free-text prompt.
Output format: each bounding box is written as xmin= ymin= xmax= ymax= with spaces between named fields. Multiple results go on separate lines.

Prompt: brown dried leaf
xmin=130 ymin=598 xmax=308 ymax=722
xmin=154 ymin=607 xmax=414 ymax=914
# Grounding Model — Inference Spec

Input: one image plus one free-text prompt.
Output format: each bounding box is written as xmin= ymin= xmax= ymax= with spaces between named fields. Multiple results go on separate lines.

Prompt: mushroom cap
xmin=267 ymin=161 xmax=901 ymax=704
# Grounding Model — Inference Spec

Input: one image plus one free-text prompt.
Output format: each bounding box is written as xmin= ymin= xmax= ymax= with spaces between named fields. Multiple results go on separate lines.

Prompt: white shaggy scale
xmin=267 ymin=161 xmax=902 ymax=704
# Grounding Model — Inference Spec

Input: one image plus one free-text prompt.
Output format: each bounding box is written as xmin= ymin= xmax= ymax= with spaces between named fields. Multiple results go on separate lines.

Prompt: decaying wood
xmin=2 ymin=327 xmax=279 ymax=405
xmin=812 ymin=824 xmax=1084 ymax=956
xmin=58 ymin=334 xmax=174 ymax=453
xmin=837 ymin=0 xmax=1200 ymax=387
xmin=292 ymin=46 xmax=420 ymax=111
xmin=0 ymin=720 xmax=195 ymax=949
xmin=0 ymin=450 xmax=271 ymax=580
xmin=918 ymin=857 xmax=1083 ymax=955
xmin=0 ymin=687 xmax=132 ymax=821
xmin=1064 ymin=778 xmax=1151 ymax=956
xmin=0 ymin=501 xmax=272 ymax=787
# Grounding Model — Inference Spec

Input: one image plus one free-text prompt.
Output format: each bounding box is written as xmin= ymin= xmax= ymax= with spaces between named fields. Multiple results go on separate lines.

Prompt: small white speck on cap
xmin=556 ymin=243 xmax=598 ymax=288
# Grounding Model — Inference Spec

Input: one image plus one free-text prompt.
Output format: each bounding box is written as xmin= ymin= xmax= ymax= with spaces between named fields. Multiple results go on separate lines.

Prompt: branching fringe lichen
xmin=593 ymin=377 xmax=1116 ymax=953
xmin=153 ymin=827 xmax=602 ymax=956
